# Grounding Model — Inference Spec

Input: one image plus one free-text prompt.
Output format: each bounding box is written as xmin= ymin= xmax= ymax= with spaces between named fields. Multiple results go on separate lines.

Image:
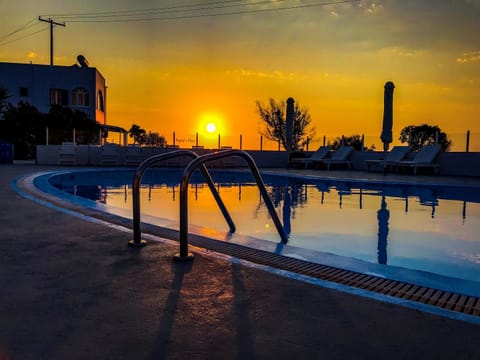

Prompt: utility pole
xmin=38 ymin=17 xmax=65 ymax=66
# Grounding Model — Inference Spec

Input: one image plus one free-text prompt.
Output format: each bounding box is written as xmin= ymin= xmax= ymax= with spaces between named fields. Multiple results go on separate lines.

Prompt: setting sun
xmin=198 ymin=112 xmax=225 ymax=136
xmin=206 ymin=122 xmax=216 ymax=133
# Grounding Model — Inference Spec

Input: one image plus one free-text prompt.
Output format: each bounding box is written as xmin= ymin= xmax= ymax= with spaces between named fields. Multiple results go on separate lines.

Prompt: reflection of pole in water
xmin=282 ymin=187 xmax=291 ymax=239
xmin=148 ymin=185 xmax=152 ymax=201
xmin=462 ymin=200 xmax=467 ymax=223
xmin=124 ymin=184 xmax=128 ymax=203
xmin=377 ymin=195 xmax=389 ymax=265
xmin=172 ymin=185 xmax=176 ymax=202
xmin=238 ymin=183 xmax=242 ymax=201
xmin=359 ymin=188 xmax=363 ymax=209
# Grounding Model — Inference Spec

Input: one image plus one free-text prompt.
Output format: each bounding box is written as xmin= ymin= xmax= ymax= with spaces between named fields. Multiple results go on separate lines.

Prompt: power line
xmin=43 ymin=0 xmax=360 ymax=23
xmin=0 ymin=18 xmax=39 ymax=41
xmin=0 ymin=27 xmax=48 ymax=47
xmin=42 ymin=0 xmax=248 ymax=18
xmin=0 ymin=0 xmax=359 ymax=46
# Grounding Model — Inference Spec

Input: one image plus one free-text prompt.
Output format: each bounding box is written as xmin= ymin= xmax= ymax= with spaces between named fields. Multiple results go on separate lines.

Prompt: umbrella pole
xmin=383 ymin=144 xmax=388 ymax=175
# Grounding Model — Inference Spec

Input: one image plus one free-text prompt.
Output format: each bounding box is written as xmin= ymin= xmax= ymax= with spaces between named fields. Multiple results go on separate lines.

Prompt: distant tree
xmin=129 ymin=124 xmax=147 ymax=145
xmin=330 ymin=134 xmax=374 ymax=151
xmin=399 ymin=124 xmax=451 ymax=151
xmin=0 ymin=102 xmax=100 ymax=159
xmin=0 ymin=102 xmax=45 ymax=159
xmin=145 ymin=132 xmax=167 ymax=147
xmin=256 ymin=98 xmax=316 ymax=151
xmin=47 ymin=105 xmax=100 ymax=144
xmin=0 ymin=85 xmax=10 ymax=118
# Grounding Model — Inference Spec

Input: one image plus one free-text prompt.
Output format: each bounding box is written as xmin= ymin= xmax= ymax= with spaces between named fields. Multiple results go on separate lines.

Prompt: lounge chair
xmin=290 ymin=146 xmax=330 ymax=169
xmin=392 ymin=145 xmax=441 ymax=175
xmin=323 ymin=146 xmax=354 ymax=170
xmin=58 ymin=142 xmax=77 ymax=166
xmin=365 ymin=146 xmax=410 ymax=172
xmin=101 ymin=143 xmax=121 ymax=166
xmin=125 ymin=145 xmax=146 ymax=166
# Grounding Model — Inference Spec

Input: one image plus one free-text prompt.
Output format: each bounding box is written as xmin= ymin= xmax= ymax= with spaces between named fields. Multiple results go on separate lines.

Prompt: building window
xmin=97 ymin=90 xmax=105 ymax=112
xmin=97 ymin=90 xmax=104 ymax=112
xmin=49 ymin=88 xmax=68 ymax=106
xmin=72 ymin=87 xmax=89 ymax=107
xmin=19 ymin=87 xmax=28 ymax=97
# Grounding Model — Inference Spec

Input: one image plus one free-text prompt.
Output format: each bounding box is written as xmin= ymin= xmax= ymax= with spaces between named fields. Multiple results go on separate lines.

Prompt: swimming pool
xmin=43 ymin=168 xmax=480 ymax=289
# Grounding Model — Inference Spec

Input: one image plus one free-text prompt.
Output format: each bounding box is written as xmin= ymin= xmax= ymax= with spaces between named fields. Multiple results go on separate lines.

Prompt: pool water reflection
xmin=49 ymin=169 xmax=480 ymax=282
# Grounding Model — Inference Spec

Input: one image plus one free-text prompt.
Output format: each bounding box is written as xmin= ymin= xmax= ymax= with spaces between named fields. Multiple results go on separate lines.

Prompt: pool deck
xmin=1 ymin=164 xmax=479 ymax=359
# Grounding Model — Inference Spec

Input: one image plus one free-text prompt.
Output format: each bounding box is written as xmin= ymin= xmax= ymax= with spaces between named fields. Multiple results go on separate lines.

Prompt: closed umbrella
xmin=380 ymin=81 xmax=395 ymax=152
xmin=286 ymin=97 xmax=295 ymax=151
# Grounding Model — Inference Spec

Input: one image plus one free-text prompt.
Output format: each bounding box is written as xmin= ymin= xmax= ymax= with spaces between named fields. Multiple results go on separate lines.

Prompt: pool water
xmin=48 ymin=169 xmax=480 ymax=283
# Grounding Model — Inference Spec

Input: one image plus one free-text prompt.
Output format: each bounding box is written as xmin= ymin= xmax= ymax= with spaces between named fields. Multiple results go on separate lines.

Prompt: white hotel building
xmin=0 ymin=55 xmax=106 ymax=124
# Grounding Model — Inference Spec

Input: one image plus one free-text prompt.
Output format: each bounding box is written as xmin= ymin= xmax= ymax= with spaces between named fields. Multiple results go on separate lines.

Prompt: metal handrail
xmin=175 ymin=149 xmax=288 ymax=260
xmin=129 ymin=150 xmax=236 ymax=247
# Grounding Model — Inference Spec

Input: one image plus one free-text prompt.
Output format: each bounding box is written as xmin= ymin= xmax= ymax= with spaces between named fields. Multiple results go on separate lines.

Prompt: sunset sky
xmin=1 ymin=0 xmax=479 ymax=150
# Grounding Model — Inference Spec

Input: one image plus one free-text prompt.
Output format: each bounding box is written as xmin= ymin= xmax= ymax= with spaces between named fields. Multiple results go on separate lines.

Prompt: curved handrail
xmin=129 ymin=150 xmax=236 ymax=247
xmin=176 ymin=149 xmax=288 ymax=260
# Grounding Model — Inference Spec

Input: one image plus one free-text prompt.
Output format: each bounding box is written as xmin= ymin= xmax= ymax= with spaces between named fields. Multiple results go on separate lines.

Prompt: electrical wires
xmin=0 ymin=0 xmax=360 ymax=47
xmin=40 ymin=0 xmax=361 ymax=23
xmin=0 ymin=18 xmax=47 ymax=47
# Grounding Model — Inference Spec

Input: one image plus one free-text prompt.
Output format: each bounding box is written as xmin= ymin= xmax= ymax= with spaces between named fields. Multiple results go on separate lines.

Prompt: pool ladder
xmin=129 ymin=149 xmax=288 ymax=261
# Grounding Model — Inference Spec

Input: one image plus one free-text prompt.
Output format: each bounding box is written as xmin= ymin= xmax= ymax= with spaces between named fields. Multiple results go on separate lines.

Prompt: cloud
xmin=227 ymin=68 xmax=297 ymax=80
xmin=464 ymin=0 xmax=480 ymax=7
xmin=363 ymin=1 xmax=384 ymax=15
xmin=325 ymin=0 xmax=383 ymax=17
xmin=377 ymin=46 xmax=425 ymax=58
xmin=456 ymin=50 xmax=480 ymax=63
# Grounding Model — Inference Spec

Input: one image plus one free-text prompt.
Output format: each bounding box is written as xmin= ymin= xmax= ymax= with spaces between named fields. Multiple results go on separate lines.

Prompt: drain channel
xmin=190 ymin=235 xmax=480 ymax=317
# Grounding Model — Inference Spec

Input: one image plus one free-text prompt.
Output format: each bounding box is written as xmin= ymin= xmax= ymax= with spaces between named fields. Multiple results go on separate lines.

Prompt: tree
xmin=47 ymin=105 xmax=100 ymax=144
xmin=129 ymin=124 xmax=147 ymax=145
xmin=145 ymin=132 xmax=167 ymax=147
xmin=0 ymin=102 xmax=46 ymax=159
xmin=0 ymin=102 xmax=100 ymax=159
xmin=399 ymin=124 xmax=451 ymax=151
xmin=0 ymin=85 xmax=10 ymax=118
xmin=256 ymin=98 xmax=316 ymax=151
xmin=330 ymin=134 xmax=374 ymax=151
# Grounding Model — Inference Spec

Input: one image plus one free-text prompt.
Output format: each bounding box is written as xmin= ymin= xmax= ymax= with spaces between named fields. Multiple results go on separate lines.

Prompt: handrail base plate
xmin=128 ymin=239 xmax=148 ymax=247
xmin=174 ymin=252 xmax=195 ymax=261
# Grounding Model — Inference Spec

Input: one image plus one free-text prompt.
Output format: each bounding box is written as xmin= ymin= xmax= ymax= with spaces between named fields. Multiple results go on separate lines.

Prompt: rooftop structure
xmin=0 ymin=55 xmax=106 ymax=124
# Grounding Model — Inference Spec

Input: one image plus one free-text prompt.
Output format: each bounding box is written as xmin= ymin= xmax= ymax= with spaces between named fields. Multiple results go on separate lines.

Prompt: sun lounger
xmin=392 ymin=145 xmax=441 ymax=175
xmin=101 ymin=143 xmax=121 ymax=166
xmin=290 ymin=146 xmax=330 ymax=169
xmin=58 ymin=142 xmax=77 ymax=166
xmin=323 ymin=146 xmax=354 ymax=170
xmin=365 ymin=146 xmax=410 ymax=172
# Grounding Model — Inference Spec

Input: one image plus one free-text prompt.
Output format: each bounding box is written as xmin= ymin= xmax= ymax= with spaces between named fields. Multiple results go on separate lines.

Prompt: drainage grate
xmin=190 ymin=236 xmax=480 ymax=317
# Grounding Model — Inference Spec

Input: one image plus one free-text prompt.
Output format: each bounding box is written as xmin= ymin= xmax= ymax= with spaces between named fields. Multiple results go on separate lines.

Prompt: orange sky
xmin=1 ymin=0 xmax=480 ymax=150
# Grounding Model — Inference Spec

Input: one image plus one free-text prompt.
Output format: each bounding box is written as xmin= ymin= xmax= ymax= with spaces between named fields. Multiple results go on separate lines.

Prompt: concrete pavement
xmin=1 ymin=164 xmax=479 ymax=359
